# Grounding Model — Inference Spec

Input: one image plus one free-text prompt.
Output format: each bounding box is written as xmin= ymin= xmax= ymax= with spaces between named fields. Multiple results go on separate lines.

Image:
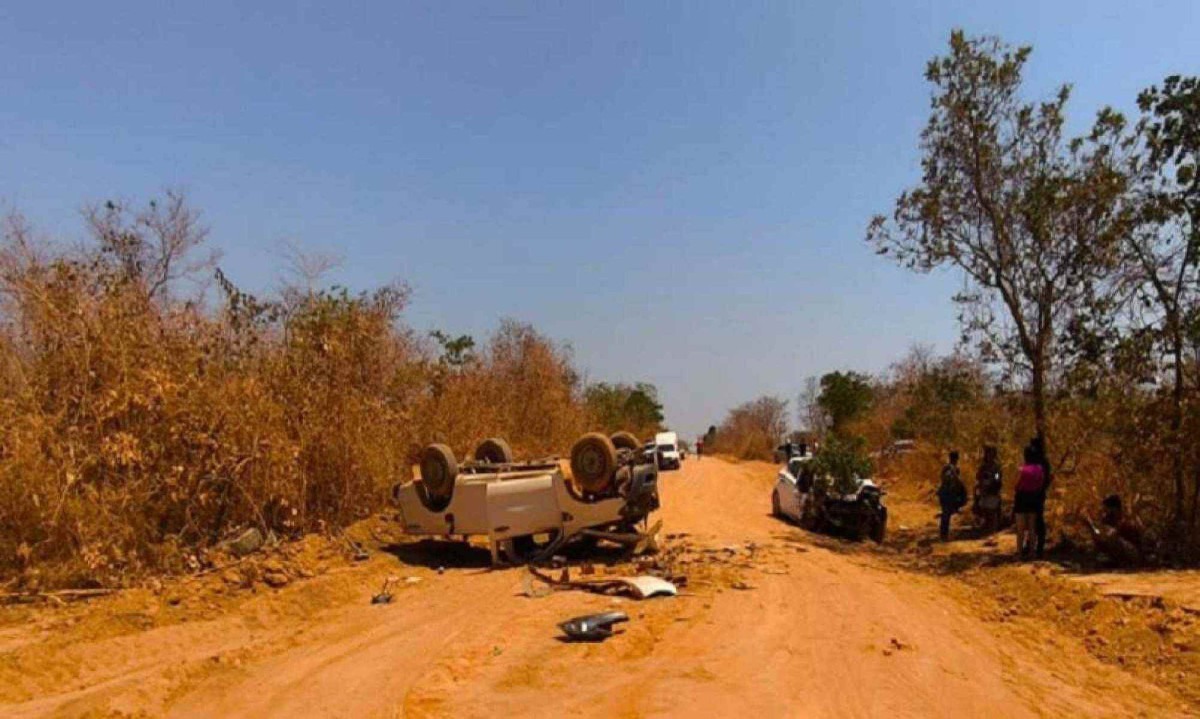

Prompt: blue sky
xmin=2 ymin=1 xmax=1197 ymax=438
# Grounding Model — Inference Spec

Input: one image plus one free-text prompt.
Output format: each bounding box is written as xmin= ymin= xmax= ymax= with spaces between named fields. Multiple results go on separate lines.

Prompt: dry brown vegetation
xmin=0 ymin=195 xmax=648 ymax=589
xmin=846 ymin=346 xmax=1200 ymax=556
xmin=704 ymin=395 xmax=789 ymax=460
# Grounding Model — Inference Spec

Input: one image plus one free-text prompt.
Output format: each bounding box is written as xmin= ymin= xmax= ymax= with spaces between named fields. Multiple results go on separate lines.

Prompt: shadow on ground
xmin=380 ymin=536 xmax=643 ymax=572
xmin=381 ymin=539 xmax=492 ymax=570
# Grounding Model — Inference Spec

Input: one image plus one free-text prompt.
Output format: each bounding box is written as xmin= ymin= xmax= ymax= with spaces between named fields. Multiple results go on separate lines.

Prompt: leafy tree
xmin=811 ymin=434 xmax=874 ymax=495
xmin=430 ymin=330 xmax=477 ymax=368
xmin=1122 ymin=75 xmax=1200 ymax=522
xmin=867 ymin=31 xmax=1128 ymax=447
xmin=584 ymin=381 xmax=664 ymax=436
xmin=817 ymin=371 xmax=874 ymax=434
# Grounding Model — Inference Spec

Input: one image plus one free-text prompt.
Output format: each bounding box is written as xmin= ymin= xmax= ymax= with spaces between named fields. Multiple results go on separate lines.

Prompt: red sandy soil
xmin=1 ymin=458 xmax=1192 ymax=718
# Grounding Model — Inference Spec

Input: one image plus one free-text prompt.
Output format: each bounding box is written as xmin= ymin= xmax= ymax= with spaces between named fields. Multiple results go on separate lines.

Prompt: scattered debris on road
xmin=526 ymin=565 xmax=680 ymax=600
xmin=558 ymin=611 xmax=629 ymax=642
xmin=344 ymin=538 xmax=370 ymax=561
xmin=222 ymin=527 xmax=265 ymax=557
xmin=623 ymin=576 xmax=679 ymax=598
xmin=371 ymin=577 xmax=398 ymax=604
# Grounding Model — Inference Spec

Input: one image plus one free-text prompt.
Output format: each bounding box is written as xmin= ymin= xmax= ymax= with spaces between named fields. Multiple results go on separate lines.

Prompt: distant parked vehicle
xmin=642 ymin=440 xmax=658 ymax=465
xmin=774 ymin=441 xmax=811 ymax=464
xmin=655 ymin=431 xmax=681 ymax=470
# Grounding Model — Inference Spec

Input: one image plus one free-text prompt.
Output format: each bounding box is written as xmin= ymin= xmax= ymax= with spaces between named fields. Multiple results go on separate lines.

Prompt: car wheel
xmin=870 ymin=516 xmax=887 ymax=543
xmin=772 ymin=489 xmax=782 ymax=517
xmin=870 ymin=509 xmax=888 ymax=543
xmin=473 ymin=437 xmax=513 ymax=464
xmin=610 ymin=431 xmax=640 ymax=451
xmin=419 ymin=444 xmax=458 ymax=500
xmin=570 ymin=432 xmax=617 ymax=494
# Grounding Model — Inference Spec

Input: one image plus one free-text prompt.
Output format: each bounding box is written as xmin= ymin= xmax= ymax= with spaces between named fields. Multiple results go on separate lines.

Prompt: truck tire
xmin=570 ymin=432 xmax=617 ymax=494
xmin=473 ymin=437 xmax=513 ymax=464
xmin=609 ymin=431 xmax=640 ymax=451
xmin=419 ymin=443 xmax=458 ymax=500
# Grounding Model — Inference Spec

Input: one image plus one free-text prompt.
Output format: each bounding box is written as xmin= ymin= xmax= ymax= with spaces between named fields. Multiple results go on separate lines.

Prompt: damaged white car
xmin=772 ymin=453 xmax=887 ymax=543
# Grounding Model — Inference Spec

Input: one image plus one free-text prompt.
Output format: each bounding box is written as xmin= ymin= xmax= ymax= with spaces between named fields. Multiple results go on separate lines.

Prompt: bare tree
xmin=276 ymin=238 xmax=344 ymax=305
xmin=85 ymin=191 xmax=219 ymax=300
xmin=797 ymin=376 xmax=827 ymax=437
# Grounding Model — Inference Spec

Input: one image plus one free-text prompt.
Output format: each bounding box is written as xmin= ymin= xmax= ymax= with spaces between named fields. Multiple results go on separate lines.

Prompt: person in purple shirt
xmin=1013 ymin=446 xmax=1047 ymax=559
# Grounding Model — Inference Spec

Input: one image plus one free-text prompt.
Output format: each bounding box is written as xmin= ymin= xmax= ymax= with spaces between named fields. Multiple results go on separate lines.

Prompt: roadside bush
xmin=707 ymin=395 xmax=789 ymax=461
xmin=0 ymin=196 xmax=596 ymax=587
xmin=847 ymin=347 xmax=1200 ymax=558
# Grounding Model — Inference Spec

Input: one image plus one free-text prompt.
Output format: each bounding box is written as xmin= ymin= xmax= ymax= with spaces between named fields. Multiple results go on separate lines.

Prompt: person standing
xmin=974 ymin=445 xmax=1003 ymax=533
xmin=1029 ymin=436 xmax=1051 ymax=558
xmin=937 ymin=451 xmax=967 ymax=541
xmin=1013 ymin=446 xmax=1047 ymax=558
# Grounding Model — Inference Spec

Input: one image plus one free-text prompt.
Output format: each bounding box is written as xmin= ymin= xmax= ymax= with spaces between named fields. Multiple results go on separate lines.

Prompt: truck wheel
xmin=771 ymin=489 xmax=782 ymax=517
xmin=420 ymin=444 xmax=458 ymax=500
xmin=609 ymin=431 xmax=640 ymax=451
xmin=570 ymin=432 xmax=617 ymax=494
xmin=474 ymin=437 xmax=513 ymax=464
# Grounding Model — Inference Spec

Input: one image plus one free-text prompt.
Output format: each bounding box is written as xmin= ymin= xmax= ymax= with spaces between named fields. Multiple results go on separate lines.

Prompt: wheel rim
xmin=578 ymin=446 xmax=604 ymax=476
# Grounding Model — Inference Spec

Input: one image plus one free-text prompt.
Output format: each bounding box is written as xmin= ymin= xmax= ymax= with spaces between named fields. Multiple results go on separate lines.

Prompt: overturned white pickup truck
xmin=392 ymin=432 xmax=660 ymax=564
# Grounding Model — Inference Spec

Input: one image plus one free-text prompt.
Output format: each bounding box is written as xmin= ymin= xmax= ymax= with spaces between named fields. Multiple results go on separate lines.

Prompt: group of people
xmin=937 ymin=437 xmax=1052 ymax=559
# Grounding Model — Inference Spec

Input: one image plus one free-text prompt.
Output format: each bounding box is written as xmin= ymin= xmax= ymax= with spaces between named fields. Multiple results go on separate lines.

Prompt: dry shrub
xmin=708 ymin=396 xmax=789 ymax=461
xmin=0 ymin=196 xmax=594 ymax=587
xmin=866 ymin=361 xmax=1200 ymax=555
xmin=416 ymin=319 xmax=587 ymax=459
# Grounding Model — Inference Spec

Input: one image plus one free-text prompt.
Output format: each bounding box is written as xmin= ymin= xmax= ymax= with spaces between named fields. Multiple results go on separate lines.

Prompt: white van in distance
xmin=655 ymin=431 xmax=681 ymax=470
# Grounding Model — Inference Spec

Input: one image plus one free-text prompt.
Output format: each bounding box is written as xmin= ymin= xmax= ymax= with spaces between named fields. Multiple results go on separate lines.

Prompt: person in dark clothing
xmin=1028 ymin=436 xmax=1051 ymax=558
xmin=937 ymin=451 xmax=967 ymax=541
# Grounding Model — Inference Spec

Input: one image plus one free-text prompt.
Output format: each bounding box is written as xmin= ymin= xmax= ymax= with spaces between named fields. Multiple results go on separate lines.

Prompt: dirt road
xmin=1 ymin=459 xmax=1185 ymax=717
